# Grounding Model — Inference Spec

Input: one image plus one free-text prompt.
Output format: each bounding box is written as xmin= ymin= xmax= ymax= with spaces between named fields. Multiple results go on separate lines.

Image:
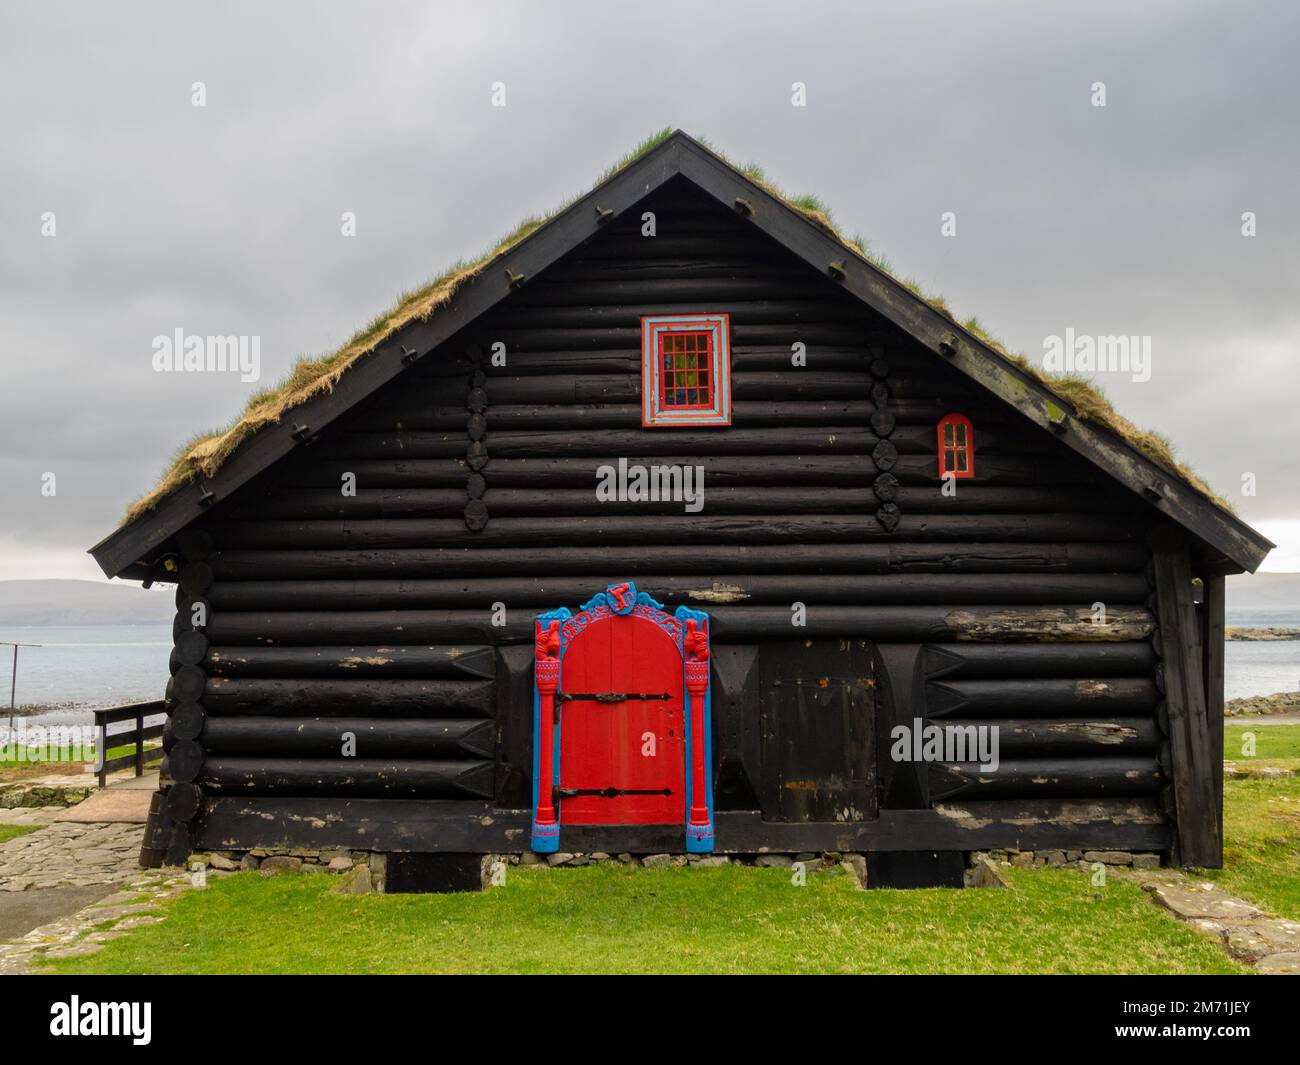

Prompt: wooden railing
xmin=93 ymin=700 xmax=166 ymax=788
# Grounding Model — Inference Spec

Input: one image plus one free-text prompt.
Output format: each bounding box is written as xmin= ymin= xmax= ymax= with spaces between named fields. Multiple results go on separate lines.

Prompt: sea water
xmin=0 ymin=624 xmax=171 ymax=719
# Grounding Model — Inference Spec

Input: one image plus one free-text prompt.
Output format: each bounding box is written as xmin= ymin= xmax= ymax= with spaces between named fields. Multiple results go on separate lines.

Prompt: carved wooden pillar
xmin=531 ymin=619 xmax=561 ymax=853
xmin=681 ymin=614 xmax=714 ymax=853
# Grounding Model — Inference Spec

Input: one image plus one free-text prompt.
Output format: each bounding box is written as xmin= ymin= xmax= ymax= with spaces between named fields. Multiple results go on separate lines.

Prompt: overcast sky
xmin=1 ymin=0 xmax=1297 ymax=581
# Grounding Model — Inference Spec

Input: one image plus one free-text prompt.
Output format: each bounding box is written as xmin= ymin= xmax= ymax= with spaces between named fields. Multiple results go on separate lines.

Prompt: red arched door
xmin=557 ymin=612 xmax=685 ymax=825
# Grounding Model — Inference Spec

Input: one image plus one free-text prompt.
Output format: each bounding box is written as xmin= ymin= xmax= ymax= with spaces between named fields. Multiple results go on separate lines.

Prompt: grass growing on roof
xmin=123 ymin=127 xmax=1235 ymax=524
xmin=123 ymin=128 xmax=677 ymax=523
xmin=40 ymin=862 xmax=1243 ymax=975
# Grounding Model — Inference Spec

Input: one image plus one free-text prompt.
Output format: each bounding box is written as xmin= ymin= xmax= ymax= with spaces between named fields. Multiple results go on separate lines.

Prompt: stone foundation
xmin=178 ymin=847 xmax=1164 ymax=892
xmin=186 ymin=849 xmax=387 ymax=891
xmin=966 ymin=848 xmax=1163 ymax=875
xmin=183 ymin=848 xmax=865 ymax=889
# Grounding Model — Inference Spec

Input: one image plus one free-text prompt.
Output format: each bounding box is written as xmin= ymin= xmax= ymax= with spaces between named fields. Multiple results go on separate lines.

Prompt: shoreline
xmin=1225 ymin=626 xmax=1300 ymax=641
xmin=2 ymin=701 xmax=137 ymax=719
xmin=1225 ymin=690 xmax=1300 ymax=717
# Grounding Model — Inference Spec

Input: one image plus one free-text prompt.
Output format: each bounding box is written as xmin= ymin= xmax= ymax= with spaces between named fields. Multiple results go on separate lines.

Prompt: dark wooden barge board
xmin=195 ymin=798 xmax=1171 ymax=854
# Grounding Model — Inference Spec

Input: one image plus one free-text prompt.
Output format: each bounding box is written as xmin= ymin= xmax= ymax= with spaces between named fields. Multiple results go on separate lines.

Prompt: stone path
xmin=0 ymin=884 xmax=116 ymax=942
xmin=0 ymin=870 xmax=195 ymax=974
xmin=1134 ymin=872 xmax=1300 ymax=974
xmin=0 ymin=799 xmax=197 ymax=974
xmin=0 ymin=820 xmax=146 ymax=891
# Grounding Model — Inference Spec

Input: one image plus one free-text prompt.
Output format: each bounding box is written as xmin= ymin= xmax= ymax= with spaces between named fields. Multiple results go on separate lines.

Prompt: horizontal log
xmin=481 ymin=324 xmax=872 ymax=354
xmin=316 ymin=426 xmax=933 ymax=460
xmin=927 ymin=757 xmax=1162 ymax=800
xmin=203 ymin=644 xmax=496 ymax=678
xmin=484 ymin=370 xmax=872 ymax=404
xmin=198 ymin=757 xmax=495 ymax=799
xmin=193 ymin=796 xmax=1171 ymax=854
xmin=201 ymin=605 xmax=1153 ymax=646
xmin=207 ymin=514 xmax=1142 ymax=550
xmin=551 ymin=232 xmax=780 ymax=262
xmin=208 ymin=542 xmax=1149 ymax=580
xmin=407 ymin=348 xmax=914 ymax=384
xmin=924 ymin=677 xmax=1159 ymax=716
xmin=498 ymin=453 xmax=1085 ymax=488
xmin=268 ymin=452 xmax=1077 ymax=490
xmin=493 ymin=425 xmax=1033 ymax=458
xmin=972 ymin=718 xmax=1160 ymax=755
xmin=348 ymin=397 xmax=1011 ymax=431
xmin=201 ymin=677 xmax=495 ymax=717
xmin=505 ymin=277 xmax=835 ymax=306
xmin=535 ymin=255 xmax=799 ymax=282
xmin=919 ymin=641 xmax=1157 ymax=679
xmin=482 ymin=426 xmax=907 ymax=457
xmin=564 ymin=232 xmax=786 ymax=261
xmin=228 ymin=484 xmax=1130 ymax=520
xmin=465 ymin=350 xmax=882 ymax=379
xmin=712 ymin=606 xmax=1155 ymax=643
xmin=203 ymin=572 xmax=1150 ymax=611
xmin=491 ymin=298 xmax=867 ymax=329
xmin=266 ymin=459 xmax=467 ymax=490
xmin=308 ymin=431 xmax=466 ymax=460
xmin=200 ymin=717 xmax=495 ymax=758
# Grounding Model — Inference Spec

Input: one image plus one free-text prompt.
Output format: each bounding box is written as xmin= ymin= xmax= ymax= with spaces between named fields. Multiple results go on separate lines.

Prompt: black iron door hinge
xmin=557 ymin=691 xmax=671 ymax=703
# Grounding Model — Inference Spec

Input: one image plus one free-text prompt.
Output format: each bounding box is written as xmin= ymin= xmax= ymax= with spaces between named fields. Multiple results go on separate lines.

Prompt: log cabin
xmin=89 ymin=130 xmax=1273 ymax=888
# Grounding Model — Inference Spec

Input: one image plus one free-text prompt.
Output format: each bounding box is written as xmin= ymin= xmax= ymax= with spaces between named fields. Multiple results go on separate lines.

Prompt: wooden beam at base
xmin=193 ymin=797 xmax=1170 ymax=854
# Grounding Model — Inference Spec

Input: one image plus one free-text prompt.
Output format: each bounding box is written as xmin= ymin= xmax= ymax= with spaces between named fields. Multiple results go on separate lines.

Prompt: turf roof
xmin=124 ymin=127 xmax=1233 ymax=523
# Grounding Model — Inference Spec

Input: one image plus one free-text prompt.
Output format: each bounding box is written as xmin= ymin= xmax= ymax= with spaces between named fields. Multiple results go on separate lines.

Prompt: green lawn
xmin=30 ymin=730 xmax=1300 ymax=975
xmin=1192 ymin=775 xmax=1300 ymax=920
xmin=42 ymin=862 xmax=1244 ymax=975
xmin=0 ymin=740 xmax=158 ymax=783
xmin=1196 ymin=725 xmax=1300 ymax=919
xmin=1225 ymin=722 xmax=1300 ymax=772
xmin=0 ymin=823 xmax=39 ymax=845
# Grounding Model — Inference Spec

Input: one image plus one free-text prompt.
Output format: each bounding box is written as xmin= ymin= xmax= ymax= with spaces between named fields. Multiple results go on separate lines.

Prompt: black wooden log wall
xmin=159 ymin=178 xmax=1184 ymax=849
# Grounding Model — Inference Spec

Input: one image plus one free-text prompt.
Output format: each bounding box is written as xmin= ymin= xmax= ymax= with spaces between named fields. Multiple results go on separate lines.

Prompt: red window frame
xmin=640 ymin=314 xmax=731 ymax=427
xmin=658 ymin=330 xmax=714 ymax=411
xmin=937 ymin=413 xmax=974 ymax=479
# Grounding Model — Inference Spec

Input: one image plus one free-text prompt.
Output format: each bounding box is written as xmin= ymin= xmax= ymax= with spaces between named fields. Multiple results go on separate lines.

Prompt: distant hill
xmin=1227 ymin=572 xmax=1300 ymax=611
xmin=0 ymin=579 xmax=175 ymax=627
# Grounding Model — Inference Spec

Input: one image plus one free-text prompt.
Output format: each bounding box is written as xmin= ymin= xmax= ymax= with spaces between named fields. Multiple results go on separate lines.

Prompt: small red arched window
xmin=938 ymin=413 xmax=974 ymax=479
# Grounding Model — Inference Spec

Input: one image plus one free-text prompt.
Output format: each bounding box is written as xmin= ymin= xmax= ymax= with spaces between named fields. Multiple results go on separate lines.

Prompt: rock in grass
xmin=258 ymin=856 xmax=303 ymax=876
xmin=967 ymin=857 xmax=1011 ymax=889
xmin=841 ymin=854 xmax=867 ymax=886
xmin=327 ymin=856 xmax=354 ymax=873
xmin=329 ymin=864 xmax=372 ymax=895
xmin=642 ymin=854 xmax=674 ymax=868
xmin=1083 ymin=851 xmax=1132 ymax=866
xmin=1257 ymin=951 xmax=1300 ymax=974
xmin=1148 ymin=883 xmax=1261 ymax=922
